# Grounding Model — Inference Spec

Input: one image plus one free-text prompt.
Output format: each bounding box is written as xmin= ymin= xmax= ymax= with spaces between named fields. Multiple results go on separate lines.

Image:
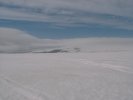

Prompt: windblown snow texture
xmin=0 ymin=51 xmax=133 ymax=100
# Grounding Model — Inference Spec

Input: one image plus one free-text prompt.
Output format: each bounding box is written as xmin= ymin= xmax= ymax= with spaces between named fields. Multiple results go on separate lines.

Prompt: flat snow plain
xmin=0 ymin=51 xmax=133 ymax=100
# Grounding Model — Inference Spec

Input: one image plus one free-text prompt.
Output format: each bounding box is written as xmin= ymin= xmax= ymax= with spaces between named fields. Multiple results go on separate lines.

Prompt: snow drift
xmin=0 ymin=28 xmax=61 ymax=53
xmin=0 ymin=27 xmax=43 ymax=53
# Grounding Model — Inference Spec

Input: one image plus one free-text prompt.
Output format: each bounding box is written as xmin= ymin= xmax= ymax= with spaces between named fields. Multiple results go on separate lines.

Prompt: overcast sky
xmin=0 ymin=0 xmax=133 ymax=38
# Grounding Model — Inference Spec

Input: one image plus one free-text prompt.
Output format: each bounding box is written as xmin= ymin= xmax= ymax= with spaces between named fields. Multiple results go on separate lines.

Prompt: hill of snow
xmin=0 ymin=27 xmax=133 ymax=53
xmin=0 ymin=28 xmax=61 ymax=53
xmin=0 ymin=28 xmax=43 ymax=53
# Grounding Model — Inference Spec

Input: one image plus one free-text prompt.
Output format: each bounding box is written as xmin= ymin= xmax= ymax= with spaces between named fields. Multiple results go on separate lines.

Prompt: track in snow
xmin=0 ymin=53 xmax=133 ymax=100
xmin=78 ymin=59 xmax=133 ymax=74
xmin=62 ymin=57 xmax=133 ymax=74
xmin=0 ymin=75 xmax=49 ymax=100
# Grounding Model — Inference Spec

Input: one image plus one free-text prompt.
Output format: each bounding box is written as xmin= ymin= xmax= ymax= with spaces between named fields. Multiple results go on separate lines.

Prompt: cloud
xmin=0 ymin=0 xmax=133 ymax=30
xmin=0 ymin=0 xmax=133 ymax=16
xmin=1 ymin=27 xmax=133 ymax=53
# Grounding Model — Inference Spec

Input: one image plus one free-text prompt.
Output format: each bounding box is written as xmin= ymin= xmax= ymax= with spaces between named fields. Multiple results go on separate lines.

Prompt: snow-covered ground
xmin=0 ymin=50 xmax=133 ymax=100
xmin=1 ymin=28 xmax=133 ymax=100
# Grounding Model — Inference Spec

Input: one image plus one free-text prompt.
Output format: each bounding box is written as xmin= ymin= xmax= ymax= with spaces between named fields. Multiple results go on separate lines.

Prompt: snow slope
xmin=1 ymin=27 xmax=133 ymax=53
xmin=0 ymin=28 xmax=62 ymax=53
xmin=0 ymin=22 xmax=133 ymax=100
xmin=0 ymin=50 xmax=133 ymax=100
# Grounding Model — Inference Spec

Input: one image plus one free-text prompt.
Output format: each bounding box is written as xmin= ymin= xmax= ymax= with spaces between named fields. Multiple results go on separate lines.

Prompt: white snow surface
xmin=0 ymin=28 xmax=62 ymax=53
xmin=0 ymin=26 xmax=133 ymax=100
xmin=0 ymin=50 xmax=133 ymax=100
